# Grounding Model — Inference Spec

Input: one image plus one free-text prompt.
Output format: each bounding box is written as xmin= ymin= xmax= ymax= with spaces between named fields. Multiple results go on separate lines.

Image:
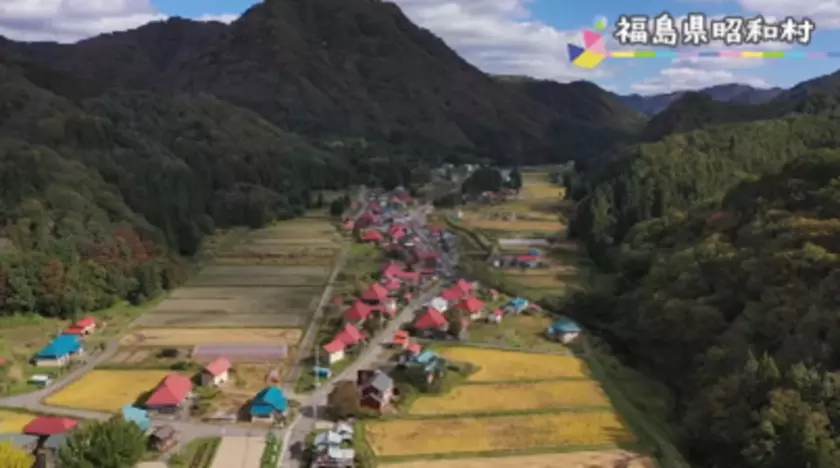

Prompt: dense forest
xmin=563 ymin=67 xmax=840 ymax=466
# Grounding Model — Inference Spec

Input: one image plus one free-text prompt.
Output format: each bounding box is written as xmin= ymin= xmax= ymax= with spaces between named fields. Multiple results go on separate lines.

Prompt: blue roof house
xmin=121 ymin=405 xmax=150 ymax=432
xmin=547 ymin=318 xmax=582 ymax=344
xmin=34 ymin=335 xmax=82 ymax=367
xmin=505 ymin=297 xmax=530 ymax=314
xmin=250 ymin=386 xmax=288 ymax=422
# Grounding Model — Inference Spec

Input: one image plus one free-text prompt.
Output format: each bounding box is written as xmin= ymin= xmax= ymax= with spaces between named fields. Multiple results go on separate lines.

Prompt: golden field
xmin=409 ymin=380 xmax=610 ymax=415
xmin=0 ymin=410 xmax=36 ymax=432
xmin=45 ymin=370 xmax=169 ymax=411
xmin=120 ymin=327 xmax=302 ymax=347
xmin=380 ymin=449 xmax=654 ymax=468
xmin=365 ymin=411 xmax=634 ymax=457
xmin=438 ymin=347 xmax=589 ymax=381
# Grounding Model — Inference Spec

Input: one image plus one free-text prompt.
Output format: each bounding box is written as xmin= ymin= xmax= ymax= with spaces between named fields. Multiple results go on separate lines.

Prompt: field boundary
xmin=418 ymin=338 xmax=572 ymax=356
xmin=371 ymin=441 xmax=646 ymax=464
xmin=450 ymin=221 xmax=689 ymax=468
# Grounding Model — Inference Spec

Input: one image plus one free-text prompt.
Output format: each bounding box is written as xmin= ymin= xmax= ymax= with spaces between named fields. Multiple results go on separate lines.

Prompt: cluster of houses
xmin=311 ymin=421 xmax=355 ymax=467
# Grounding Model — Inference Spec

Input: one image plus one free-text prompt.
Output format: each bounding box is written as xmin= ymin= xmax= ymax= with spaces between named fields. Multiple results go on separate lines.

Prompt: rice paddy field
xmin=437 ymin=347 xmax=590 ymax=381
xmin=45 ymin=370 xmax=169 ymax=411
xmin=119 ymin=328 xmax=301 ymax=347
xmin=380 ymin=450 xmax=655 ymax=468
xmin=0 ymin=410 xmax=37 ymax=432
xmin=364 ymin=411 xmax=635 ymax=458
xmin=408 ymin=380 xmax=611 ymax=415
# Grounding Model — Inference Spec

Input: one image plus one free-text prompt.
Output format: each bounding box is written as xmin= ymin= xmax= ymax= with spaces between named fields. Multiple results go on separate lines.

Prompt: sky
xmin=1 ymin=0 xmax=839 ymax=95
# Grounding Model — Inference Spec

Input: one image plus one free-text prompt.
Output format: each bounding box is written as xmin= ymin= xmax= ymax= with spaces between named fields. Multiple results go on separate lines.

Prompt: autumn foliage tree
xmin=326 ymin=380 xmax=361 ymax=420
xmin=58 ymin=416 xmax=146 ymax=468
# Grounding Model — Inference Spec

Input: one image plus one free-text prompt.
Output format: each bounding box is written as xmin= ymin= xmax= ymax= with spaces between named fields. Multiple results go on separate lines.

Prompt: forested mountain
xmin=0 ymin=0 xmax=638 ymax=165
xmin=568 ymin=151 xmax=840 ymax=467
xmin=621 ymin=83 xmax=783 ymax=116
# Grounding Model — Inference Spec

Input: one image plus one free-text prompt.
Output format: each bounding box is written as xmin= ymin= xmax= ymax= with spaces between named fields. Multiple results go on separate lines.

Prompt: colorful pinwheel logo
xmin=568 ymin=17 xmax=608 ymax=69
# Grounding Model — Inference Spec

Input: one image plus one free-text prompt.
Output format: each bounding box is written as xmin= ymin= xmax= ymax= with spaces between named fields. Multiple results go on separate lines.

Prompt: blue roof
xmin=550 ymin=318 xmax=581 ymax=333
xmin=250 ymin=386 xmax=287 ymax=415
xmin=507 ymin=297 xmax=529 ymax=307
xmin=121 ymin=405 xmax=150 ymax=431
xmin=36 ymin=335 xmax=81 ymax=359
xmin=412 ymin=350 xmax=437 ymax=364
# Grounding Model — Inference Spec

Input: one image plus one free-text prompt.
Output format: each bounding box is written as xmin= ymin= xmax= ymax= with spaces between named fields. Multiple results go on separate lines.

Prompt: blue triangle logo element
xmin=567 ymin=44 xmax=585 ymax=62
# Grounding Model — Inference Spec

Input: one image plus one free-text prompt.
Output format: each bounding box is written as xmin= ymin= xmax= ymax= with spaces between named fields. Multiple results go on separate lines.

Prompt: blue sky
xmin=1 ymin=0 xmax=838 ymax=95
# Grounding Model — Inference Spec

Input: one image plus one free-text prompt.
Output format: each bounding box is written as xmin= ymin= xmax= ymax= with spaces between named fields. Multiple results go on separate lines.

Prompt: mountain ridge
xmin=621 ymin=83 xmax=784 ymax=116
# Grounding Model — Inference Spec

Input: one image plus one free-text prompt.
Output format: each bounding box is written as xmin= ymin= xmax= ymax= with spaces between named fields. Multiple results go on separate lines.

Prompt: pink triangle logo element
xmin=583 ymin=30 xmax=602 ymax=48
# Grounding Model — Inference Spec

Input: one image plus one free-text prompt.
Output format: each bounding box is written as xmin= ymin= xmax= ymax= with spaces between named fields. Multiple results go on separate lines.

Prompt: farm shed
xmin=144 ymin=374 xmax=193 ymax=413
xmin=23 ymin=416 xmax=77 ymax=437
xmin=488 ymin=309 xmax=504 ymax=323
xmin=34 ymin=335 xmax=84 ymax=367
xmin=547 ymin=318 xmax=582 ymax=344
xmin=250 ymin=386 xmax=288 ymax=422
xmin=121 ymin=405 xmax=150 ymax=432
xmin=201 ymin=357 xmax=231 ymax=387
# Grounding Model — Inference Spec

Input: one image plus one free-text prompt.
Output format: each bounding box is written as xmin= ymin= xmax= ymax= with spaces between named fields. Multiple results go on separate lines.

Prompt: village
xmin=0 ymin=168 xmax=654 ymax=468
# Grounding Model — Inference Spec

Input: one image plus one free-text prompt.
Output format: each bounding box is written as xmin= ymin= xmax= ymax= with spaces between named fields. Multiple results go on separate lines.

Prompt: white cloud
xmin=630 ymin=66 xmax=769 ymax=94
xmin=193 ymin=13 xmax=238 ymax=24
xmin=738 ymin=0 xmax=840 ymax=28
xmin=391 ymin=0 xmax=609 ymax=81
xmin=0 ymin=0 xmax=238 ymax=43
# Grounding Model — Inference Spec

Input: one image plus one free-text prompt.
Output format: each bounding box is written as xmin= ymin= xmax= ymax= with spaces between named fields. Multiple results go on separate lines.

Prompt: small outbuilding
xmin=547 ymin=318 xmax=582 ymax=343
xmin=201 ymin=357 xmax=231 ymax=387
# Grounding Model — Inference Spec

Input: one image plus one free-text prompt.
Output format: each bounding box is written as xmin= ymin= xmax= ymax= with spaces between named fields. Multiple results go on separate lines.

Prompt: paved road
xmin=278 ymin=203 xmax=457 ymax=467
xmin=285 ymin=187 xmax=367 ymax=386
xmin=279 ymin=285 xmax=443 ymax=467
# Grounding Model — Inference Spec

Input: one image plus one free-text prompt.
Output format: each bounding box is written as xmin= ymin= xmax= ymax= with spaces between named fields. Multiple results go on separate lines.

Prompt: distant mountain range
xmin=620 ymin=84 xmax=784 ymax=116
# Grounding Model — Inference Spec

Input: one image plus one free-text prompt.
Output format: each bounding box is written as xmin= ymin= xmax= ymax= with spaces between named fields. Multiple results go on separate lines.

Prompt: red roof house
xmin=344 ymin=301 xmax=373 ymax=322
xmin=62 ymin=326 xmax=85 ymax=335
xmin=63 ymin=316 xmax=97 ymax=336
xmin=342 ymin=220 xmax=355 ymax=230
xmin=361 ymin=283 xmax=389 ymax=302
xmin=201 ymin=357 xmax=231 ymax=386
xmin=335 ymin=323 xmax=365 ymax=347
xmin=454 ymin=296 xmax=485 ymax=318
xmin=440 ymin=285 xmax=465 ymax=302
xmin=382 ymin=263 xmax=404 ymax=279
xmin=392 ymin=330 xmax=409 ymax=347
xmin=455 ymin=279 xmax=474 ymax=294
xmin=406 ymin=341 xmax=422 ymax=355
xmin=324 ymin=340 xmax=345 ymax=354
xmin=414 ymin=308 xmax=447 ymax=330
xmin=23 ymin=416 xmax=77 ymax=436
xmin=361 ymin=230 xmax=384 ymax=243
xmin=515 ymin=254 xmax=540 ymax=263
xmin=382 ymin=279 xmax=402 ymax=291
xmin=145 ymin=373 xmax=193 ymax=408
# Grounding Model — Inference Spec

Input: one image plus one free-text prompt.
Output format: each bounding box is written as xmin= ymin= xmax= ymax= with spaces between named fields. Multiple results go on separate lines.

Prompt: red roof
xmin=516 ymin=254 xmax=539 ymax=262
xmin=324 ymin=339 xmax=345 ymax=353
xmin=492 ymin=308 xmax=503 ymax=316
xmin=203 ymin=357 xmax=231 ymax=376
xmin=23 ymin=416 xmax=77 ymax=436
xmin=342 ymin=221 xmax=354 ymax=230
xmin=392 ymin=330 xmax=409 ymax=344
xmin=335 ymin=323 xmax=365 ymax=346
xmin=362 ymin=230 xmax=383 ymax=241
xmin=145 ymin=373 xmax=193 ymax=406
xmin=382 ymin=263 xmax=403 ymax=279
xmin=455 ymin=296 xmax=485 ymax=314
xmin=344 ymin=301 xmax=373 ymax=321
xmin=391 ymin=229 xmax=405 ymax=239
xmin=76 ymin=316 xmax=96 ymax=328
xmin=455 ymin=279 xmax=473 ymax=294
xmin=62 ymin=326 xmax=84 ymax=335
xmin=361 ymin=283 xmax=389 ymax=301
xmin=440 ymin=285 xmax=464 ymax=302
xmin=406 ymin=342 xmax=422 ymax=354
xmin=414 ymin=308 xmax=447 ymax=329
xmin=380 ymin=300 xmax=398 ymax=317
xmin=382 ymin=279 xmax=401 ymax=291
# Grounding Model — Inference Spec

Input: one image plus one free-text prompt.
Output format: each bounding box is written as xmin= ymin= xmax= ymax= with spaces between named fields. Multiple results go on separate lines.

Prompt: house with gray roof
xmin=356 ymin=369 xmax=394 ymax=411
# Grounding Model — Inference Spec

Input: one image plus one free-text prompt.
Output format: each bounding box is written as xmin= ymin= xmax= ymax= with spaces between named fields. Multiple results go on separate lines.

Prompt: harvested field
xmin=45 ymin=370 xmax=169 ymax=412
xmin=108 ymin=349 xmax=152 ymax=364
xmin=120 ymin=328 xmax=301 ymax=347
xmin=380 ymin=449 xmax=654 ymax=468
xmin=463 ymin=219 xmax=560 ymax=233
xmin=0 ymin=410 xmax=35 ymax=432
xmin=209 ymin=436 xmax=265 ymax=468
xmin=133 ymin=312 xmax=306 ymax=328
xmin=409 ymin=380 xmax=610 ymax=415
xmin=193 ymin=344 xmax=287 ymax=361
xmin=438 ymin=347 xmax=590 ymax=381
xmin=365 ymin=411 xmax=635 ymax=457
